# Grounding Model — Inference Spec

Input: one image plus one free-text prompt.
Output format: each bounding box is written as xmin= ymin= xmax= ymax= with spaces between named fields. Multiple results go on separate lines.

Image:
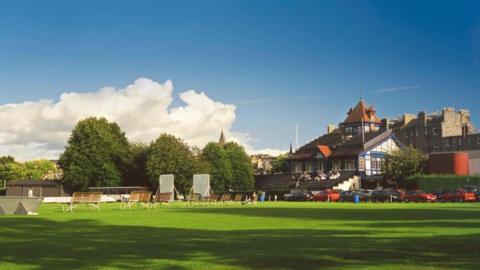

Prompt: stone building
xmin=251 ymin=154 xmax=276 ymax=174
xmin=389 ymin=108 xmax=480 ymax=153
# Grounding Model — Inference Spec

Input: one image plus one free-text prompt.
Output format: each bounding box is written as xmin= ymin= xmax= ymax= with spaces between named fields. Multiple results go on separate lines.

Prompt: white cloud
xmin=0 ymin=78 xmax=283 ymax=161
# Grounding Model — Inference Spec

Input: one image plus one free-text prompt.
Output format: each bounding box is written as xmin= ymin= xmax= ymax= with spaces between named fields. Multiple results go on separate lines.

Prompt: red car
xmin=439 ymin=189 xmax=476 ymax=202
xmin=405 ymin=190 xmax=437 ymax=203
xmin=313 ymin=190 xmax=341 ymax=202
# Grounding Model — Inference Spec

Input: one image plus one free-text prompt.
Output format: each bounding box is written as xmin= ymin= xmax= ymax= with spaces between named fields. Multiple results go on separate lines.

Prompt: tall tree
xmin=201 ymin=142 xmax=232 ymax=192
xmin=146 ymin=134 xmax=206 ymax=194
xmin=59 ymin=117 xmax=129 ymax=191
xmin=224 ymin=142 xmax=254 ymax=191
xmin=124 ymin=142 xmax=151 ymax=187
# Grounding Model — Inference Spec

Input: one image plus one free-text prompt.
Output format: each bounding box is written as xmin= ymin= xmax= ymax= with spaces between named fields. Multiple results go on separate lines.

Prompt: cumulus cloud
xmin=0 ymin=78 xmax=285 ymax=161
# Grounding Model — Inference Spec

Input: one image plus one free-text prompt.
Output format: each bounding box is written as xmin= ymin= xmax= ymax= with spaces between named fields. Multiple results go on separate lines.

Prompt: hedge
xmin=406 ymin=174 xmax=480 ymax=192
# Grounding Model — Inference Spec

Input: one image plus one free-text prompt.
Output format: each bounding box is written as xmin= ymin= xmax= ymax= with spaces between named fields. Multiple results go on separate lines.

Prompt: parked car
xmin=405 ymin=190 xmax=437 ymax=203
xmin=313 ymin=190 xmax=341 ymax=202
xmin=371 ymin=190 xmax=403 ymax=202
xmin=284 ymin=191 xmax=312 ymax=201
xmin=341 ymin=189 xmax=373 ymax=202
xmin=439 ymin=189 xmax=476 ymax=202
xmin=461 ymin=185 xmax=480 ymax=200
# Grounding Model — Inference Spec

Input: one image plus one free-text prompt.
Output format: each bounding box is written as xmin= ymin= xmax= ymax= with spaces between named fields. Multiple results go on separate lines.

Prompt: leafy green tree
xmin=271 ymin=154 xmax=289 ymax=173
xmin=0 ymin=157 xmax=24 ymax=181
xmin=0 ymin=157 xmax=57 ymax=181
xmin=145 ymin=134 xmax=202 ymax=194
xmin=59 ymin=117 xmax=130 ymax=191
xmin=224 ymin=142 xmax=254 ymax=191
xmin=385 ymin=146 xmax=427 ymax=180
xmin=124 ymin=142 xmax=151 ymax=187
xmin=23 ymin=160 xmax=58 ymax=180
xmin=201 ymin=142 xmax=232 ymax=192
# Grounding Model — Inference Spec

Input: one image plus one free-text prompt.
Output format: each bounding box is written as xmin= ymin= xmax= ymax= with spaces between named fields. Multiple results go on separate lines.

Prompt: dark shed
xmin=6 ymin=180 xmax=68 ymax=197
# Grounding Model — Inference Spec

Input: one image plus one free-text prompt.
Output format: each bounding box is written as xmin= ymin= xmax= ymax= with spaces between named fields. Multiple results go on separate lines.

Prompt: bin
xmin=354 ymin=194 xmax=360 ymax=204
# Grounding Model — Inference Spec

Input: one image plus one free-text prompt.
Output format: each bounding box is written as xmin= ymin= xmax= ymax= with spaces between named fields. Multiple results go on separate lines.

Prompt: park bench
xmin=233 ymin=194 xmax=243 ymax=203
xmin=122 ymin=191 xmax=152 ymax=209
xmin=220 ymin=193 xmax=232 ymax=204
xmin=185 ymin=193 xmax=201 ymax=206
xmin=64 ymin=192 xmax=103 ymax=212
xmin=153 ymin=192 xmax=173 ymax=208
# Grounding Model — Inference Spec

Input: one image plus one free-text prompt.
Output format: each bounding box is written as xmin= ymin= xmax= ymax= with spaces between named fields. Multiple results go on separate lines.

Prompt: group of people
xmin=294 ymin=171 xmax=343 ymax=187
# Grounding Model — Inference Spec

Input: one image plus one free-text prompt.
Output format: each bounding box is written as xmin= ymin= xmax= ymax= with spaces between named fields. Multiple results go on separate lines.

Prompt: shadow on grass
xmin=174 ymin=205 xmax=480 ymax=223
xmin=0 ymin=217 xmax=479 ymax=269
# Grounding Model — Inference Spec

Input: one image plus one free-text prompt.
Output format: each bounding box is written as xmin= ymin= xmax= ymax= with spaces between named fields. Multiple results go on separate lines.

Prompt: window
xmin=333 ymin=161 xmax=341 ymax=171
xmin=445 ymin=139 xmax=450 ymax=147
xmin=371 ymin=157 xmax=382 ymax=171
xmin=306 ymin=162 xmax=313 ymax=172
xmin=345 ymin=160 xmax=355 ymax=171
xmin=415 ymin=129 xmax=419 ymax=137
xmin=459 ymin=138 xmax=463 ymax=146
xmin=432 ymin=128 xmax=437 ymax=136
xmin=432 ymin=140 xmax=437 ymax=149
xmin=425 ymin=128 xmax=429 ymax=135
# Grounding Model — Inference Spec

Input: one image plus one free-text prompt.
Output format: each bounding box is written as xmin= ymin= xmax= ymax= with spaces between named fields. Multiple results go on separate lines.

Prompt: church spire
xmin=289 ymin=142 xmax=293 ymax=155
xmin=219 ymin=129 xmax=226 ymax=147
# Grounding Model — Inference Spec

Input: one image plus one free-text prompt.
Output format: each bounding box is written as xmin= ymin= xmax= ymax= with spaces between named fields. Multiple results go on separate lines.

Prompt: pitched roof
xmin=288 ymin=129 xmax=394 ymax=160
xmin=317 ymin=145 xmax=332 ymax=158
xmin=343 ymin=100 xmax=382 ymax=124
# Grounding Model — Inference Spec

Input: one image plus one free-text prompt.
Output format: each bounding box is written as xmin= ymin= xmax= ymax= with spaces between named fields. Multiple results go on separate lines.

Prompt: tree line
xmin=58 ymin=117 xmax=254 ymax=193
xmin=0 ymin=157 xmax=58 ymax=181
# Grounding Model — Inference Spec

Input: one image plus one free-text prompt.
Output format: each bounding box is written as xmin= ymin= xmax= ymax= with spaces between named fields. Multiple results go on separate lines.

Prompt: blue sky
xmin=1 ymin=0 xmax=480 ymax=153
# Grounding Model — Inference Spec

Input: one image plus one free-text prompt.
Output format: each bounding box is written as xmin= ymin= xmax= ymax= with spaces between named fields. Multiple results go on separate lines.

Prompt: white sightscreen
xmin=159 ymin=174 xmax=175 ymax=201
xmin=193 ymin=174 xmax=211 ymax=198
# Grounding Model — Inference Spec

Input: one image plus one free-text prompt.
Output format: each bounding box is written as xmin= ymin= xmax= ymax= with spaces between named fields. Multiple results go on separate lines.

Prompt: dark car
xmin=405 ymin=190 xmax=437 ymax=202
xmin=341 ymin=189 xmax=373 ymax=202
xmin=284 ymin=191 xmax=312 ymax=201
xmin=371 ymin=190 xmax=403 ymax=202
xmin=439 ymin=189 xmax=476 ymax=202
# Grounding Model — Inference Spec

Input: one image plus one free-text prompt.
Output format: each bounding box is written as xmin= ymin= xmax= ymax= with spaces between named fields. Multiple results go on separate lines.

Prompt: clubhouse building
xmin=287 ymin=100 xmax=402 ymax=180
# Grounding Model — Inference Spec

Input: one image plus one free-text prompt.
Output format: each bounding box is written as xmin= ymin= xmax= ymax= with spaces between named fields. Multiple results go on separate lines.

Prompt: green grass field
xmin=1 ymin=202 xmax=479 ymax=270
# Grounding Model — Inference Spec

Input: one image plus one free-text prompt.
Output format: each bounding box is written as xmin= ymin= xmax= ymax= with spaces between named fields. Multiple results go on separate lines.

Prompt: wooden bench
xmin=233 ymin=194 xmax=243 ymax=203
xmin=153 ymin=192 xmax=173 ymax=208
xmin=220 ymin=193 xmax=232 ymax=204
xmin=122 ymin=191 xmax=152 ymax=209
xmin=64 ymin=192 xmax=103 ymax=212
xmin=185 ymin=193 xmax=201 ymax=206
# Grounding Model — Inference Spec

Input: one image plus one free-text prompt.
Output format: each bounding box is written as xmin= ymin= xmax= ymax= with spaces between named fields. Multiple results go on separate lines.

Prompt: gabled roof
xmin=317 ymin=145 xmax=332 ymax=158
xmin=288 ymin=129 xmax=395 ymax=160
xmin=343 ymin=100 xmax=382 ymax=124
